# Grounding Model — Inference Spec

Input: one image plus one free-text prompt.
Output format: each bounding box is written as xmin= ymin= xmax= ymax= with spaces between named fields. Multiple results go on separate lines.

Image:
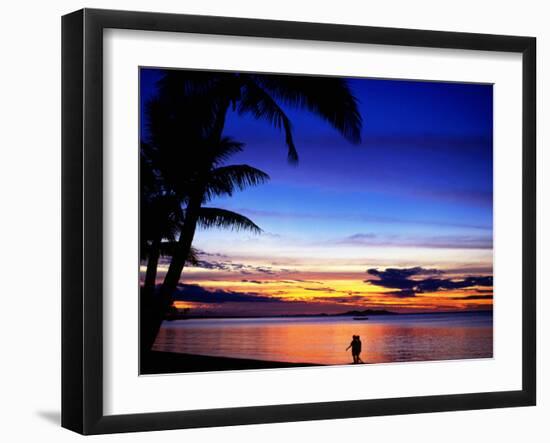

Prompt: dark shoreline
xmin=166 ymin=309 xmax=493 ymax=321
xmin=141 ymin=351 xmax=322 ymax=374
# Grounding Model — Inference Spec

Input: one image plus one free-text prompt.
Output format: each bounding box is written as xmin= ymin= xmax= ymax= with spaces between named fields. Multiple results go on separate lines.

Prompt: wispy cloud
xmin=194 ymin=258 xmax=278 ymax=275
xmin=234 ymin=208 xmax=492 ymax=231
xmin=339 ymin=233 xmax=492 ymax=250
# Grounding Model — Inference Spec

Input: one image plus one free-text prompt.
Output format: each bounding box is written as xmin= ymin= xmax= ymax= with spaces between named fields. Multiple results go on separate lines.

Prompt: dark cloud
xmin=444 ymin=266 xmax=494 ymax=275
xmin=173 ymin=284 xmax=281 ymax=304
xmin=303 ymin=287 xmax=337 ymax=293
xmin=366 ymin=267 xmax=493 ymax=297
xmin=194 ymin=260 xmax=232 ymax=271
xmin=451 ymin=294 xmax=493 ymax=300
xmin=281 ymin=279 xmax=324 ymax=285
xmin=240 ymin=278 xmax=325 ymax=285
xmin=194 ymin=259 xmax=278 ymax=275
xmin=386 ymin=289 xmax=417 ymax=298
xmin=368 ymin=267 xmax=443 ymax=279
xmin=416 ymin=276 xmax=493 ymax=292
xmin=367 ymin=267 xmax=443 ymax=291
xmin=197 ymin=251 xmax=229 ymax=258
xmin=311 ymin=296 xmax=370 ymax=303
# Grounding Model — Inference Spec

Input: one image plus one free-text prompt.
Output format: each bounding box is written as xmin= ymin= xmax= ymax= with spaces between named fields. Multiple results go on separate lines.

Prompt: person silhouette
xmin=346 ymin=335 xmax=363 ymax=364
xmin=354 ymin=335 xmax=363 ymax=363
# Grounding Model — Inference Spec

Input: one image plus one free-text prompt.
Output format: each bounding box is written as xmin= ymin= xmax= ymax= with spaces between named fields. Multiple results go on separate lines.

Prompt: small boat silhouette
xmin=353 ymin=317 xmax=369 ymax=321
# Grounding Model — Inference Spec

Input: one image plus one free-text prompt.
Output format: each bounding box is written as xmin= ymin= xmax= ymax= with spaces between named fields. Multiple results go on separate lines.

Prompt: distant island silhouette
xmin=333 ymin=309 xmax=397 ymax=317
xmin=165 ymin=308 xmax=398 ymax=320
xmin=165 ymin=308 xmax=493 ymax=321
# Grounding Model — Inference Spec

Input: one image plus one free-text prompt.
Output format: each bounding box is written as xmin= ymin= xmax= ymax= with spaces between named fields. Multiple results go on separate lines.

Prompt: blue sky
xmin=140 ymin=68 xmax=493 ymax=314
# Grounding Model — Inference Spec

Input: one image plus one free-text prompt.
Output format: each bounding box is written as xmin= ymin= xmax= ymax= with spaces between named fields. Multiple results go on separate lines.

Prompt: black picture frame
xmin=62 ymin=8 xmax=536 ymax=435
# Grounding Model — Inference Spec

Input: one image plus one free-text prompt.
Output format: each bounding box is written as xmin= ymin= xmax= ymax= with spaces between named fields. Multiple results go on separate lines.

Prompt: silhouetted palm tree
xmin=140 ymin=195 xmax=181 ymax=291
xmin=141 ymin=143 xmax=204 ymax=292
xmin=140 ymin=141 xmax=185 ymax=292
xmin=155 ymin=70 xmax=363 ymax=301
xmin=140 ymin=70 xmax=362 ymax=354
xmin=140 ymin=124 xmax=269 ymax=352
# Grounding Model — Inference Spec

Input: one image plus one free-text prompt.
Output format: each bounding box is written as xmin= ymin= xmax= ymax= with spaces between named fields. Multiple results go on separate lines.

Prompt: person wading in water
xmin=346 ymin=335 xmax=364 ymax=364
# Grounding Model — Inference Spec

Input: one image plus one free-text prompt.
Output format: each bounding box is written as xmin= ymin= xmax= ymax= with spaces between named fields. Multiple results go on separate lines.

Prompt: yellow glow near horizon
xmin=142 ymin=253 xmax=493 ymax=313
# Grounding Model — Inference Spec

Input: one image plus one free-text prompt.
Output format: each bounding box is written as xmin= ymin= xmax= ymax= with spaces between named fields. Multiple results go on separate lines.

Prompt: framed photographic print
xmin=61 ymin=8 xmax=536 ymax=435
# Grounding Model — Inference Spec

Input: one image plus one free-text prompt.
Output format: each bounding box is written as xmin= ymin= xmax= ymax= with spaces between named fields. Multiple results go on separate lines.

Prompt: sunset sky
xmin=140 ymin=69 xmax=494 ymax=316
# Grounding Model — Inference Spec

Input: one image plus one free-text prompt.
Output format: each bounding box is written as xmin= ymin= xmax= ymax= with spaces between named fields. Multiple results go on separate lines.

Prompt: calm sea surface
xmin=152 ymin=311 xmax=493 ymax=365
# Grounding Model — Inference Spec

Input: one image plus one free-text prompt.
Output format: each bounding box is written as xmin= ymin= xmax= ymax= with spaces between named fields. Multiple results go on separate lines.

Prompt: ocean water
xmin=152 ymin=311 xmax=493 ymax=366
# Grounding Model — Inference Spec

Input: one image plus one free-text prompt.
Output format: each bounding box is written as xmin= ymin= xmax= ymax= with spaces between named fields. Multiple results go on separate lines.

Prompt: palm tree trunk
xmin=140 ymin=192 xmax=204 ymax=356
xmin=140 ymin=236 xmax=162 ymax=360
xmin=144 ymin=237 xmax=161 ymax=293
xmin=141 ymin=99 xmax=231 ymax=357
xmin=161 ymin=194 xmax=202 ymax=298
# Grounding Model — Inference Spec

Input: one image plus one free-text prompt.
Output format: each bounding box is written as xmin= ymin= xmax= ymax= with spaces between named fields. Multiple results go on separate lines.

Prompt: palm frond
xmin=205 ymin=165 xmax=270 ymax=199
xmin=155 ymin=71 xmax=242 ymax=141
xmin=157 ymin=70 xmax=222 ymax=97
xmin=210 ymin=136 xmax=245 ymax=166
xmin=186 ymin=246 xmax=200 ymax=266
xmin=140 ymin=193 xmax=183 ymax=248
xmin=156 ymin=242 xmax=200 ymax=265
xmin=198 ymin=207 xmax=262 ymax=234
xmin=238 ymin=78 xmax=299 ymax=163
xmin=252 ymin=74 xmax=363 ymax=145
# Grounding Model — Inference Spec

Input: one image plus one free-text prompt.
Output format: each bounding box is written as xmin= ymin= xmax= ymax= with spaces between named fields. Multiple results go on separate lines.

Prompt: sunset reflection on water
xmin=152 ymin=312 xmax=493 ymax=366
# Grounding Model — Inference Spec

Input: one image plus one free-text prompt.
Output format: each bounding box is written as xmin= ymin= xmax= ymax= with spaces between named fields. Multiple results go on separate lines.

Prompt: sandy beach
xmin=141 ymin=351 xmax=321 ymax=374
